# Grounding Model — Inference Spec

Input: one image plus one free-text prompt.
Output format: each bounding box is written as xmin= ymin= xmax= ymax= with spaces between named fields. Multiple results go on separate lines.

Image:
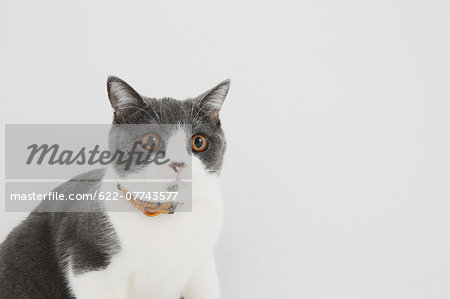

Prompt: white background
xmin=1 ymin=1 xmax=450 ymax=298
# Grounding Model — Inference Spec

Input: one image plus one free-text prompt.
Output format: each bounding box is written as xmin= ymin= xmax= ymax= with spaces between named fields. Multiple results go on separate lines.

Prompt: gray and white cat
xmin=0 ymin=76 xmax=230 ymax=299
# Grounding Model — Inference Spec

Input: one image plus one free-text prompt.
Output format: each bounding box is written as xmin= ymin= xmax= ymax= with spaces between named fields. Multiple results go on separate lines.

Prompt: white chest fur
xmin=67 ymin=168 xmax=223 ymax=299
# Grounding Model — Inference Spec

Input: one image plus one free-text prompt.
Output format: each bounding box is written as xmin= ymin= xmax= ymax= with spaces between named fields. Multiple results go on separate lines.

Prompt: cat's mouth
xmin=116 ymin=183 xmax=178 ymax=217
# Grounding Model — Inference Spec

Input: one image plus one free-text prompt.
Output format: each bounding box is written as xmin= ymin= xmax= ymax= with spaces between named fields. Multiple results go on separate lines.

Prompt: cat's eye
xmin=192 ymin=134 xmax=207 ymax=152
xmin=142 ymin=133 xmax=160 ymax=151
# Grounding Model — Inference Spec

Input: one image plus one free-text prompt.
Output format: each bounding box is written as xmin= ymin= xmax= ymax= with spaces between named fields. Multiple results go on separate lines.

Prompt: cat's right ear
xmin=107 ymin=76 xmax=146 ymax=121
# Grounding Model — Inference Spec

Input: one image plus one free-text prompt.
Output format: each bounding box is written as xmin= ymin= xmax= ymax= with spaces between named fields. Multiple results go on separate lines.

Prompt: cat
xmin=0 ymin=76 xmax=230 ymax=299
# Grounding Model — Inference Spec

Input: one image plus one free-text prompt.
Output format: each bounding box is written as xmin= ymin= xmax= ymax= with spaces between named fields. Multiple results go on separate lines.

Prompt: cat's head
xmin=106 ymin=76 xmax=230 ymax=201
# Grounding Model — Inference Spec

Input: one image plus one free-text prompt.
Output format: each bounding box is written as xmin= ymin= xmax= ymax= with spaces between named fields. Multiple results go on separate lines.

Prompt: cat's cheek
xmin=191 ymin=156 xmax=220 ymax=199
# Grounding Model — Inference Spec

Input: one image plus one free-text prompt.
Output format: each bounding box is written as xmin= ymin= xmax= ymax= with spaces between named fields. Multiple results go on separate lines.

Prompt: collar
xmin=116 ymin=183 xmax=178 ymax=217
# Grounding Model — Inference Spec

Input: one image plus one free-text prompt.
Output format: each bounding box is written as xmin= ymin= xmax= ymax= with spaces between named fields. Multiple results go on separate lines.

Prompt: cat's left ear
xmin=196 ymin=79 xmax=231 ymax=122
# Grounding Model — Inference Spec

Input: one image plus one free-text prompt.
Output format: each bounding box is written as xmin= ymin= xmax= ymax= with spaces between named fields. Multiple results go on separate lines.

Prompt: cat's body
xmin=68 ymin=166 xmax=223 ymax=299
xmin=0 ymin=77 xmax=230 ymax=299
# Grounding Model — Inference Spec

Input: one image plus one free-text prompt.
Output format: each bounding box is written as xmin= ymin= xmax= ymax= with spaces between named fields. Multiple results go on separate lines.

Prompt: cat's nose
xmin=168 ymin=162 xmax=187 ymax=174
